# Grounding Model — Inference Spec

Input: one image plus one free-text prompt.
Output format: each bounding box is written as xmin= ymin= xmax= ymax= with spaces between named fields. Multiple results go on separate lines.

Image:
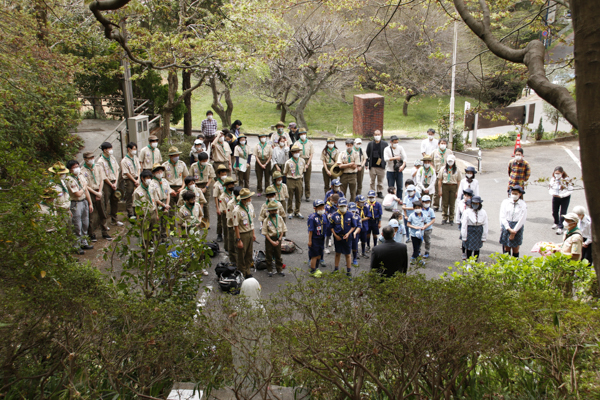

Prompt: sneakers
xmin=201 ymin=269 xmax=209 ymax=276
xmin=551 ymin=224 xmax=558 ymax=229
xmin=128 ymin=215 xmax=136 ymax=221
xmin=462 ymin=253 xmax=467 ymax=261
xmin=288 ymin=214 xmax=294 ymax=219
xmin=449 ymin=221 xmax=454 ymax=226
xmin=90 ymin=235 xmax=98 ymax=243
xmin=77 ymin=249 xmax=85 ymax=255
xmin=216 ymin=234 xmax=223 ymax=242
xmin=361 ymin=252 xmax=368 ymax=259
xmin=268 ymin=272 xmax=273 ymax=277
xmin=102 ymin=225 xmax=110 ymax=231
xmin=405 ymin=237 xmax=411 ymax=244
xmin=257 ymin=193 xmax=262 ymax=197
xmin=324 ymin=248 xmax=331 ymax=254
xmin=410 ymin=257 xmax=416 ymax=265
xmin=81 ymin=244 xmax=94 ymax=250
xmin=442 ymin=220 xmax=448 ymax=225
xmin=365 ymin=246 xmax=371 ymax=254
xmin=295 ymin=213 xmax=304 ymax=219
xmin=352 ymin=258 xmax=358 ymax=267
xmin=556 ymin=228 xmax=563 ymax=235
xmin=277 ymin=272 xmax=285 ymax=277
xmin=310 ymin=269 xmax=323 ymax=278
xmin=305 ymin=198 xmax=311 ymax=202
xmin=423 ymin=253 xmax=430 ymax=259
xmin=111 ymin=220 xmax=124 ymax=227
xmin=102 ymin=234 xmax=113 ymax=241
xmin=434 ymin=207 xmax=440 ymax=212
xmin=377 ymin=191 xmax=384 ymax=199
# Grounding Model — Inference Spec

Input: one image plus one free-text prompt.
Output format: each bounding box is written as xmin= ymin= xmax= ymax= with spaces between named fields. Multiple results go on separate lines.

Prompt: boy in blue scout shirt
xmin=420 ymin=195 xmax=436 ymax=259
xmin=365 ymin=190 xmax=383 ymax=253
xmin=307 ymin=199 xmax=326 ymax=277
xmin=402 ymin=183 xmax=421 ymax=244
xmin=329 ymin=198 xmax=356 ymax=276
xmin=349 ymin=202 xmax=362 ymax=267
xmin=324 ymin=193 xmax=339 ymax=254
xmin=355 ymin=195 xmax=370 ymax=258
xmin=325 ymin=178 xmax=344 ymax=202
xmin=406 ymin=200 xmax=426 ymax=264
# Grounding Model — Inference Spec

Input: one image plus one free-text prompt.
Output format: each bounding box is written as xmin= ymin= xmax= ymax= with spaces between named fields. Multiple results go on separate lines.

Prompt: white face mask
xmin=207 ymin=115 xmax=213 ymax=120
xmin=554 ymin=173 xmax=562 ymax=179
xmin=414 ymin=209 xmax=422 ymax=214
xmin=276 ymin=180 xmax=282 ymax=185
xmin=392 ymin=143 xmax=398 ymax=149
xmin=423 ymin=162 xmax=431 ymax=168
xmin=317 ymin=209 xmax=325 ymax=216
xmin=408 ymin=191 xmax=415 ymax=197
xmin=423 ymin=202 xmax=430 ymax=208
xmin=260 ymin=137 xmax=266 ymax=143
xmin=333 ymin=187 xmax=339 ymax=192
xmin=428 ymin=135 xmax=434 ymax=141
xmin=439 ymin=144 xmax=446 ymax=150
xmin=279 ymin=142 xmax=285 ymax=147
xmin=195 ymin=145 xmax=202 ymax=151
xmin=239 ymin=140 xmax=246 ymax=145
xmin=292 ymin=153 xmax=300 ymax=159
xmin=511 ymin=194 xmax=520 ymax=201
xmin=85 ymin=159 xmax=94 ymax=166
xmin=327 ymin=143 xmax=334 ymax=149
xmin=368 ymin=197 xmax=375 ymax=202
xmin=466 ymin=173 xmax=473 ymax=179
xmin=200 ymin=162 xmax=208 ymax=166
xmin=131 ymin=150 xmax=137 ymax=156
xmin=171 ymin=156 xmax=179 ymax=163
xmin=72 ymin=167 xmax=81 ymax=175
xmin=107 ymin=149 xmax=113 ymax=155
xmin=374 ymin=135 xmax=381 ymax=142
xmin=515 ymin=155 xmax=522 ymax=161
xmin=339 ymin=206 xmax=347 ymax=213
xmin=144 ymin=179 xmax=151 ymax=186
xmin=219 ymin=136 xmax=225 ymax=143
xmin=188 ymin=184 xmax=195 ymax=189
xmin=447 ymin=160 xmax=454 ymax=166
xmin=151 ymin=142 xmax=158 ymax=148
xmin=300 ymin=135 xmax=307 ymax=141
xmin=156 ymin=172 xmax=164 ymax=179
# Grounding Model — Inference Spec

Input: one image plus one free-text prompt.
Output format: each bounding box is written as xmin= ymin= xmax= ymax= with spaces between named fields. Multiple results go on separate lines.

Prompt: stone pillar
xmin=353 ymin=94 xmax=384 ymax=138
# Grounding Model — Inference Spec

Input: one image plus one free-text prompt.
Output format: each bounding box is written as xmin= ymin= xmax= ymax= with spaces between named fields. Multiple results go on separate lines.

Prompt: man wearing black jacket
xmin=370 ymin=226 xmax=408 ymax=277
xmin=365 ymin=130 xmax=388 ymax=198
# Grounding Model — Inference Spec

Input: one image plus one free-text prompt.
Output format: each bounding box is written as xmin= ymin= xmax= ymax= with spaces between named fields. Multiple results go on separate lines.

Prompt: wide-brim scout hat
xmin=298 ymin=128 xmax=307 ymax=134
xmin=265 ymin=186 xmax=277 ymax=195
xmin=152 ymin=163 xmax=166 ymax=172
xmin=326 ymin=137 xmax=336 ymax=143
xmin=48 ymin=162 xmax=69 ymax=174
xmin=168 ymin=146 xmax=182 ymax=156
xmin=267 ymin=200 xmax=279 ymax=211
xmin=272 ymin=171 xmax=283 ymax=180
xmin=421 ymin=155 xmax=433 ymax=162
xmin=258 ymin=132 xmax=269 ymax=137
xmin=148 ymin=135 xmax=159 ymax=141
xmin=239 ymin=188 xmax=255 ymax=200
xmin=509 ymin=185 xmax=525 ymax=194
xmin=562 ymin=212 xmax=579 ymax=222
xmin=83 ymin=151 xmax=95 ymax=159
xmin=41 ymin=188 xmax=57 ymax=199
xmin=238 ymin=134 xmax=247 ymax=140
xmin=216 ymin=164 xmax=229 ymax=173
xmin=275 ymin=121 xmax=286 ymax=128
xmin=223 ymin=177 xmax=236 ymax=185
xmin=290 ymin=143 xmax=302 ymax=152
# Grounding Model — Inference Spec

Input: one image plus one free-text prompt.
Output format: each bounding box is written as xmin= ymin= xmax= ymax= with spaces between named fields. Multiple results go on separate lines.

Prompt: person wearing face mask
xmin=267 ymin=171 xmax=289 ymax=219
xmin=189 ymin=139 xmax=206 ymax=165
xmin=226 ymin=186 xmax=242 ymax=264
xmin=499 ymin=185 xmax=527 ymax=258
xmin=460 ymin=196 xmax=488 ymax=261
xmin=433 ymin=138 xmax=453 ymax=211
xmin=213 ymin=165 xmax=230 ymax=242
xmin=215 ymin=177 xmax=236 ymax=255
xmin=139 ymin=135 xmax=162 ymax=172
xmin=132 ymin=170 xmax=158 ymax=226
xmin=421 ymin=128 xmax=439 ymax=157
xmin=121 ymin=142 xmax=141 ymax=220
xmin=559 ymin=213 xmax=583 ymax=261
xmin=457 ymin=166 xmax=480 ymax=200
xmin=97 ymin=142 xmax=122 ymax=227
xmin=348 ymin=202 xmax=363 ymax=267
xmin=288 ymin=122 xmax=299 ymax=144
xmin=201 ymin=110 xmax=218 ymax=146
xmin=324 ymin=193 xmax=339 ymax=255
xmin=81 ymin=152 xmax=110 ymax=241
xmin=307 ymin=199 xmax=326 ymax=277
xmin=211 ymin=131 xmax=233 ymax=171
xmin=366 ymin=130 xmax=388 ymax=198
xmin=233 ymin=188 xmax=257 ymax=278
xmin=455 ymin=188 xmax=473 ymax=260
xmin=325 ymin=179 xmax=344 ymax=203
xmin=420 ymin=195 xmax=436 ymax=259
xmin=259 ymin=186 xmax=287 ymax=223
xmin=572 ymin=206 xmax=592 ymax=264
xmin=234 ymin=134 xmax=251 ymax=189
xmin=261 ymin=200 xmax=287 ymax=277
xmin=189 ymin=152 xmax=215 ymax=225
xmin=230 ymin=119 xmax=243 ymax=138
xmin=150 ymin=163 xmax=171 ymax=239
xmin=507 ymin=147 xmax=530 ymax=193
xmin=337 ymin=139 xmax=361 ymax=203
xmin=48 ymin=162 xmax=72 ymax=215
xmin=377 ymin=219 xmax=406 ymax=244
xmin=65 ymin=160 xmax=94 ymax=253
xmin=321 ymin=138 xmax=339 ymax=194
xmin=283 ymin=144 xmax=306 ymax=219
xmin=548 ymin=166 xmax=573 ymax=235
xmin=329 ymin=198 xmax=357 ymax=276
xmin=354 ymin=138 xmax=367 ymax=196
xmin=254 ymin=132 xmax=273 ymax=196
xmin=402 ymin=183 xmax=421 ymax=244
xmin=295 ymin=128 xmax=314 ymax=202
xmin=416 ymin=155 xmax=437 ymax=198
xmin=406 ymin=201 xmax=426 ymax=264
xmin=162 ymin=146 xmax=190 ymax=211
xmin=271 ymin=136 xmax=289 ymax=184
xmin=365 ymin=190 xmax=383 ymax=253
xmin=383 ymin=135 xmax=407 ymax=196
xmin=177 ymin=176 xmax=207 ymax=208
xmin=270 ymin=121 xmax=292 ymax=148
xmin=176 ymin=190 xmax=205 ymax=242
xmin=439 ymin=154 xmax=461 ymax=225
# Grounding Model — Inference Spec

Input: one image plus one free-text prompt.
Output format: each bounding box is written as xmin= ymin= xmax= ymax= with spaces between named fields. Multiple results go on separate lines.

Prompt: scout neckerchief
xmin=438 ymin=147 xmax=446 ymax=164
xmin=423 ymin=165 xmax=433 ymax=185
xmin=83 ymin=163 xmax=97 ymax=185
xmin=147 ymin=144 xmax=156 ymax=165
xmin=326 ymin=147 xmax=336 ymax=164
xmin=565 ymin=226 xmax=580 ymax=239
xmin=274 ymin=182 xmax=283 ymax=198
xmin=299 ymin=137 xmax=309 ymax=156
xmin=346 ymin=148 xmax=353 ymax=163
xmin=140 ymin=181 xmax=153 ymax=202
xmin=197 ymin=163 xmax=206 ymax=180
xmin=169 ymin=158 xmax=179 ymax=179
xmin=368 ymin=199 xmax=376 ymax=218
xmin=337 ymin=209 xmax=346 ymax=230
xmin=216 ymin=176 xmax=225 ymax=187
xmin=52 ymin=177 xmax=68 ymax=194
xmin=510 ymin=198 xmax=519 ymax=221
xmin=291 ymin=156 xmax=300 ymax=175
xmin=357 ymin=204 xmax=367 ymax=221
xmin=239 ymin=144 xmax=247 ymax=159
xmin=126 ymin=154 xmax=138 ymax=175
xmin=445 ymin=166 xmax=453 ymax=183
xmin=102 ymin=153 xmax=114 ymax=174
xmin=315 ymin=212 xmax=324 ymax=234
xmin=238 ymin=200 xmax=252 ymax=226
xmin=259 ymin=141 xmax=268 ymax=159
xmin=185 ymin=202 xmax=197 ymax=221
xmin=268 ymin=213 xmax=280 ymax=239
xmin=153 ymin=176 xmax=167 ymax=197
xmin=70 ymin=173 xmax=83 ymax=190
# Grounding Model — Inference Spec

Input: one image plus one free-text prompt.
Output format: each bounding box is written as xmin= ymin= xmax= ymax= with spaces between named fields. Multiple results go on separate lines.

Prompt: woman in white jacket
xmin=499 ymin=185 xmax=527 ymax=258
xmin=548 ymin=166 xmax=573 ymax=235
xmin=460 ymin=196 xmax=488 ymax=261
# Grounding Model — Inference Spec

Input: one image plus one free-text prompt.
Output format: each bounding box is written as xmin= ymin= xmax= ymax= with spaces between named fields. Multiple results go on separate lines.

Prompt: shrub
xmin=477 ymin=130 xmax=519 ymax=149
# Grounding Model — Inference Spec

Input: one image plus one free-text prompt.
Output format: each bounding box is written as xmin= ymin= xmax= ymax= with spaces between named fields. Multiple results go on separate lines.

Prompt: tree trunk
xmin=279 ymin=103 xmax=287 ymax=123
xmin=209 ymin=75 xmax=233 ymax=129
xmin=289 ymin=104 xmax=308 ymax=131
xmin=163 ymin=70 xmax=178 ymax=142
xmin=571 ymin=0 xmax=600 ymax=293
xmin=182 ymin=69 xmax=192 ymax=136
xmin=403 ymin=93 xmax=418 ymax=116
xmin=90 ymin=96 xmax=107 ymax=119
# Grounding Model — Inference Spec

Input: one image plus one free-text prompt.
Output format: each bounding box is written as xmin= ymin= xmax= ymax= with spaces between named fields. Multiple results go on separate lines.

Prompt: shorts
xmin=334 ymin=238 xmax=351 ymax=255
xmin=309 ymin=237 xmax=325 ymax=259
xmin=368 ymin=219 xmax=380 ymax=235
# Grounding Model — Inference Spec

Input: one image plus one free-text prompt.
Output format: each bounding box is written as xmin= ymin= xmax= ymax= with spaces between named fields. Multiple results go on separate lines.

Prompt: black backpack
xmin=254 ymin=250 xmax=268 ymax=270
xmin=206 ymin=241 xmax=219 ymax=257
xmin=215 ymin=262 xmax=243 ymax=294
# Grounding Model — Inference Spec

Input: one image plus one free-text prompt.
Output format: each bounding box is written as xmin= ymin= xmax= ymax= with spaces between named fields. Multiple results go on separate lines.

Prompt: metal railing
xmin=454 ymin=149 xmax=483 ymax=172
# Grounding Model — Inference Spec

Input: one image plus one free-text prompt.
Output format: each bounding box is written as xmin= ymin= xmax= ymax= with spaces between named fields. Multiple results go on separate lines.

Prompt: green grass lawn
xmin=179 ymin=86 xmax=476 ymax=137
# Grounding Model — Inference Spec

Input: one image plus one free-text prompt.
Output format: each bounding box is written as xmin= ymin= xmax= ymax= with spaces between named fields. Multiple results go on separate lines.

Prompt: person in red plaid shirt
xmin=201 ymin=110 xmax=218 ymax=148
xmin=507 ymin=147 xmax=531 ymax=192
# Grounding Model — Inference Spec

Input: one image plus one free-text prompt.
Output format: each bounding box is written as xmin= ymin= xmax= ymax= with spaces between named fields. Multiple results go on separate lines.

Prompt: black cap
xmin=390 ymin=135 xmax=399 ymax=141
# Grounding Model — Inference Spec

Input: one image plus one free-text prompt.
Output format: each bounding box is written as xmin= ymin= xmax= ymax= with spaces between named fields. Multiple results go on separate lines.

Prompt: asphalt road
xmin=203 ymin=136 xmax=585 ymax=296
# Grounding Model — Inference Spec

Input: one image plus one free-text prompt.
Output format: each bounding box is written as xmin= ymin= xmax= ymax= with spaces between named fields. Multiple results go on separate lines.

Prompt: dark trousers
xmin=88 ymin=195 xmax=108 ymax=237
xmin=198 ymin=182 xmax=210 ymax=223
xmin=236 ymin=231 xmax=254 ymax=277
xmin=227 ymin=226 xmax=237 ymax=264
xmin=303 ymin=161 xmax=312 ymax=199
xmin=466 ymin=249 xmax=480 ymax=261
xmin=582 ymin=240 xmax=593 ymax=264
xmin=102 ymin=181 xmax=119 ymax=221
xmin=356 ymin=167 xmax=364 ymax=196
xmin=123 ymin=179 xmax=137 ymax=216
xmin=386 ymin=171 xmax=403 ymax=197
xmin=410 ymin=236 xmax=422 ymax=259
xmin=255 ymin=160 xmax=271 ymax=193
xmin=169 ymin=185 xmax=182 ymax=213
xmin=442 ymin=184 xmax=458 ymax=222
xmin=272 ymin=164 xmax=287 ymax=185
xmin=220 ymin=213 xmax=229 ymax=248
xmin=236 ymin=168 xmax=250 ymax=189
xmin=287 ymin=178 xmax=303 ymax=214
xmin=340 ymin=173 xmax=357 ymax=203
xmin=433 ymin=176 xmax=443 ymax=209
xmin=322 ymin=166 xmax=334 ymax=194
xmin=552 ymin=196 xmax=571 ymax=228
xmin=265 ymin=236 xmax=283 ymax=273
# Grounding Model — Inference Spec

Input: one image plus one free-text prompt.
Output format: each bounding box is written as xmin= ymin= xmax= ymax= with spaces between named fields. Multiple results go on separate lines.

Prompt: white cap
xmin=354 ymin=138 xmax=362 ymax=145
xmin=388 ymin=219 xmax=400 ymax=228
xmin=194 ymin=139 xmax=202 ymax=145
xmin=421 ymin=195 xmax=431 ymax=202
xmin=407 ymin=185 xmax=416 ymax=191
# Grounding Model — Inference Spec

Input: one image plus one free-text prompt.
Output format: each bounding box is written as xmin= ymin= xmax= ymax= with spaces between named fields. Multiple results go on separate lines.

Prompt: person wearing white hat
xmin=189 ymin=138 xmax=206 ymax=165
xmin=439 ymin=154 xmax=462 ymax=225
xmin=559 ymin=212 xmax=583 ymax=261
xmin=354 ymin=138 xmax=366 ymax=196
xmin=573 ymin=206 xmax=592 ymax=264
xmin=402 ymin=184 xmax=421 ymax=244
xmin=377 ymin=218 xmax=405 ymax=244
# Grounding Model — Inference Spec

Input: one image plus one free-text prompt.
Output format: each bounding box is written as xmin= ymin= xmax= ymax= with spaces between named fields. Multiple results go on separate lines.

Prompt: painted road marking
xmin=562 ymin=146 xmax=581 ymax=170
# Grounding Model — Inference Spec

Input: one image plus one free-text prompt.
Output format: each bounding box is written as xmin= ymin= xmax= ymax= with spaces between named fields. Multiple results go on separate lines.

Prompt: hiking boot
xmin=295 ymin=213 xmax=304 ymax=219
xmin=410 ymin=257 xmax=416 ymax=265
xmin=90 ymin=234 xmax=97 ymax=243
xmin=217 ymin=234 xmax=223 ymax=242
xmin=377 ymin=191 xmax=384 ymax=199
xmin=277 ymin=272 xmax=285 ymax=277
xmin=77 ymin=249 xmax=85 ymax=255
xmin=102 ymin=234 xmax=113 ymax=241
xmin=81 ymin=244 xmax=94 ymax=250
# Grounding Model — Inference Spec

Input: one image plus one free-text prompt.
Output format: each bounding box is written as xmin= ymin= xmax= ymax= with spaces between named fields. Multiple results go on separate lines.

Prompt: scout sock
xmin=513 ymin=252 xmax=519 ymax=258
xmin=361 ymin=241 xmax=366 ymax=253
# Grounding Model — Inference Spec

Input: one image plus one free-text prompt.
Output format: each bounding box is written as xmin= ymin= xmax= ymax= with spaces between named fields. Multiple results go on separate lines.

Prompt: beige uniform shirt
xmin=189 ymin=162 xmax=215 ymax=185
xmin=65 ymin=174 xmax=88 ymax=201
xmin=283 ymin=157 xmax=305 ymax=180
xmin=268 ymin=183 xmax=289 ymax=201
xmin=433 ymin=148 xmax=453 ymax=174
xmin=81 ymin=164 xmax=104 ymax=192
xmin=133 ymin=184 xmax=156 ymax=212
xmin=232 ymin=203 xmax=255 ymax=233
xmin=139 ymin=146 xmax=162 ymax=170
xmin=254 ymin=142 xmax=273 ymax=164
xmin=261 ymin=213 xmax=287 ymax=239
xmin=226 ymin=197 xmax=237 ymax=228
xmin=121 ymin=155 xmax=141 ymax=181
xmin=440 ymin=168 xmax=462 ymax=185
xmin=211 ymin=138 xmax=231 ymax=163
xmin=177 ymin=203 xmax=203 ymax=230
xmin=218 ymin=189 xmax=233 ymax=214
xmin=321 ymin=148 xmax=340 ymax=168
xmin=270 ymin=132 xmax=292 ymax=146
xmin=259 ymin=200 xmax=286 ymax=222
xmin=177 ymin=185 xmax=207 ymax=207
xmin=233 ymin=145 xmax=251 ymax=167
xmin=97 ymin=154 xmax=120 ymax=182
xmin=53 ymin=180 xmax=71 ymax=209
xmin=162 ymin=160 xmax=189 ymax=187
xmin=337 ymin=149 xmax=361 ymax=174
xmin=296 ymin=139 xmax=314 ymax=162
xmin=561 ymin=231 xmax=583 ymax=257
xmin=150 ymin=177 xmax=170 ymax=202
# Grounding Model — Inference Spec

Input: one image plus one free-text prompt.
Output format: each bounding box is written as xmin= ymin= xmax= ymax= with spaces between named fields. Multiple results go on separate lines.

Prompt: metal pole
xmin=448 ymin=20 xmax=458 ymax=149
xmin=472 ymin=113 xmax=479 ymax=148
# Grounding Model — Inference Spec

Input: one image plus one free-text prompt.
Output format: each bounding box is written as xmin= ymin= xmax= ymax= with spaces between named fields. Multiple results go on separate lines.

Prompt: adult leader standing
xmin=370 ymin=226 xmax=408 ymax=277
xmin=383 ymin=135 xmax=407 ymax=197
xmin=365 ymin=130 xmax=387 ymax=199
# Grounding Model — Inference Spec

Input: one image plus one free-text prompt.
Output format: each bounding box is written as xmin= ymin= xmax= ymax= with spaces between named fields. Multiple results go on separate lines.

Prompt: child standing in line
xmin=406 ymin=200 xmax=426 ymax=264
xmin=261 ymin=200 xmax=287 ymax=277
xmin=355 ymin=195 xmax=370 ymax=258
xmin=365 ymin=190 xmax=382 ymax=253
xmin=329 ymin=198 xmax=356 ymax=276
xmin=460 ymin=196 xmax=488 ymax=261
xmin=402 ymin=183 xmax=421 ymax=244
xmin=225 ymin=186 xmax=242 ymax=264
xmin=324 ymin=193 xmax=339 ymax=254
xmin=268 ymin=171 xmax=289 ymax=217
xmin=455 ymin=188 xmax=474 ymax=260
xmin=420 ymin=195 xmax=436 ymax=259
xmin=457 ymin=166 xmax=480 ymax=199
xmin=307 ymin=200 xmax=326 ymax=277
xmin=325 ymin=178 xmax=344 ymax=202
xmin=349 ymin=202 xmax=362 ymax=267
xmin=259 ymin=186 xmax=286 ymax=224
xmin=409 ymin=160 xmax=422 ymax=181
xmin=382 ymin=187 xmax=402 ymax=212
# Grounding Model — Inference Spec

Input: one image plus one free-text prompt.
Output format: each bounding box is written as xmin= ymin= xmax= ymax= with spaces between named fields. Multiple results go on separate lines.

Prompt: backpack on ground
xmin=206 ymin=241 xmax=219 ymax=257
xmin=253 ymin=250 xmax=268 ymax=270
xmin=215 ymin=262 xmax=243 ymax=294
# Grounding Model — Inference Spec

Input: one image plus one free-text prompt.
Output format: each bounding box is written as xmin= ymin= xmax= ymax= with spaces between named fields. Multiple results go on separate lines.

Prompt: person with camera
xmin=383 ymin=135 xmax=407 ymax=197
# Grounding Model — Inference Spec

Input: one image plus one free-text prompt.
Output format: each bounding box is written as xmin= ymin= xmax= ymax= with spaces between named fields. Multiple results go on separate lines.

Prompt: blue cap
xmin=388 ymin=219 xmax=400 ymax=228
xmin=471 ymin=196 xmax=483 ymax=203
xmin=331 ymin=178 xmax=341 ymax=186
xmin=348 ymin=202 xmax=357 ymax=211
xmin=313 ymin=199 xmax=325 ymax=208
xmin=338 ymin=198 xmax=348 ymax=206
xmin=355 ymin=195 xmax=365 ymax=203
xmin=465 ymin=166 xmax=477 ymax=173
xmin=368 ymin=190 xmax=376 ymax=197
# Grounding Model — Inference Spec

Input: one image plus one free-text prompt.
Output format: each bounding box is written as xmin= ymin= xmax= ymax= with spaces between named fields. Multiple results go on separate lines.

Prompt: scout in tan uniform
xmin=139 ymin=135 xmax=162 ymax=171
xmin=268 ymin=171 xmax=289 ymax=218
xmin=254 ymin=132 xmax=272 ymax=195
xmin=321 ymin=138 xmax=339 ymax=194
xmin=261 ymin=200 xmax=287 ymax=277
xmin=162 ymin=146 xmax=189 ymax=209
xmin=213 ymin=165 xmax=230 ymax=242
xmin=560 ymin=212 xmax=584 ymax=261
xmin=233 ymin=134 xmax=251 ymax=189
xmin=226 ymin=186 xmax=242 ymax=264
xmin=65 ymin=160 xmax=94 ymax=252
xmin=132 ymin=170 xmax=158 ymax=223
xmin=177 ymin=190 xmax=204 ymax=234
xmin=189 ymin=151 xmax=215 ymax=224
xmin=270 ymin=121 xmax=292 ymax=147
xmin=177 ymin=176 xmax=207 ymax=207
xmin=233 ymin=188 xmax=256 ymax=278
xmin=82 ymin=152 xmax=110 ymax=241
xmin=121 ymin=142 xmax=141 ymax=219
xmin=433 ymin=138 xmax=453 ymax=211
xmin=96 ymin=141 xmax=122 ymax=226
xmin=259 ymin=186 xmax=286 ymax=223
xmin=211 ymin=131 xmax=232 ymax=171
xmin=283 ymin=143 xmax=306 ymax=219
xmin=37 ymin=188 xmax=57 ymax=233
xmin=218 ymin=177 xmax=236 ymax=255
xmin=439 ymin=154 xmax=462 ymax=225
xmin=337 ymin=139 xmax=361 ymax=204
xmin=48 ymin=162 xmax=71 ymax=212
xmin=150 ymin=163 xmax=171 ymax=237
xmin=354 ymin=138 xmax=367 ymax=196
xmin=296 ymin=128 xmax=314 ymax=202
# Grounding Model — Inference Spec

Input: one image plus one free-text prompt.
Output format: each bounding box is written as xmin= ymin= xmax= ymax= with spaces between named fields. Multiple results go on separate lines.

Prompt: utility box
xmin=353 ymin=94 xmax=384 ymax=138
xmin=127 ymin=115 xmax=150 ymax=148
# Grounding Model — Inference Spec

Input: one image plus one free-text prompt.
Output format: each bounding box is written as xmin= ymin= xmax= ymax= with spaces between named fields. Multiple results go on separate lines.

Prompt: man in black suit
xmin=365 ymin=130 xmax=388 ymax=198
xmin=370 ymin=226 xmax=408 ymax=277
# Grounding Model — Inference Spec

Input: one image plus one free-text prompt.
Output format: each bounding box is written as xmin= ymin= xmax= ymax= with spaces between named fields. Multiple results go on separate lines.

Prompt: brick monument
xmin=353 ymin=93 xmax=384 ymax=137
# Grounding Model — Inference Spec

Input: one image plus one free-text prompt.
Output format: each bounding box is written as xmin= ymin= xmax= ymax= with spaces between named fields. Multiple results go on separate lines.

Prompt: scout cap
xmin=152 ymin=163 xmax=166 ymax=172
xmin=338 ymin=198 xmax=348 ymax=206
xmin=406 ymin=185 xmax=416 ymax=191
xmin=313 ymin=199 xmax=325 ymax=208
xmin=148 ymin=135 xmax=158 ymax=141
xmin=267 ymin=200 xmax=279 ymax=211
xmin=238 ymin=188 xmax=255 ymax=200
xmin=421 ymin=195 xmax=431 ymax=202
xmin=367 ymin=190 xmax=376 ymax=197
xmin=388 ymin=219 xmax=400 ymax=228
xmin=83 ymin=151 xmax=95 ymax=159
xmin=331 ymin=178 xmax=341 ymax=186
xmin=168 ymin=146 xmax=182 ymax=156
xmin=562 ymin=212 xmax=579 ymax=222
xmin=258 ymin=132 xmax=269 ymax=137
xmin=298 ymin=128 xmax=307 ymax=134
xmin=510 ymin=185 xmax=525 ymax=194
xmin=463 ymin=188 xmax=474 ymax=196
xmin=238 ymin=134 xmax=247 ymax=140
xmin=465 ymin=166 xmax=477 ymax=174
xmin=48 ymin=162 xmax=69 ymax=174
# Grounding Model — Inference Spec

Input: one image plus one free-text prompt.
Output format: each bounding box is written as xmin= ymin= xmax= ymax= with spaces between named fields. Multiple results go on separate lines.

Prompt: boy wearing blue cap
xmin=329 ymin=198 xmax=356 ymax=276
xmin=355 ymin=195 xmax=370 ymax=258
xmin=407 ymin=200 xmax=426 ymax=264
xmin=402 ymin=183 xmax=421 ymax=243
xmin=365 ymin=190 xmax=382 ymax=252
xmin=349 ymin=202 xmax=362 ymax=267
xmin=325 ymin=178 xmax=344 ymax=202
xmin=324 ymin=193 xmax=339 ymax=254
xmin=307 ymin=200 xmax=326 ymax=277
xmin=421 ymin=195 xmax=436 ymax=258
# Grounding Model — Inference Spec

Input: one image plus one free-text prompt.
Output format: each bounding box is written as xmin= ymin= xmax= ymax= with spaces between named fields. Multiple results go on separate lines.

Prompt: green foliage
xmin=155 ymin=83 xmax=187 ymax=124
xmin=536 ymin=117 xmax=545 ymax=140
xmin=477 ymin=130 xmax=519 ymax=149
xmin=437 ymin=99 xmax=465 ymax=151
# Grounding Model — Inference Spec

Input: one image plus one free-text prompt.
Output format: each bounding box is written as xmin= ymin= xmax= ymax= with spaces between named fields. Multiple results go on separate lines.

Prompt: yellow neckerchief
xmin=337 ymin=209 xmax=346 ymax=230
xmin=126 ymin=154 xmax=138 ymax=174
xmin=169 ymin=159 xmax=179 ymax=178
xmin=368 ymin=200 xmax=377 ymax=217
xmin=357 ymin=204 xmax=366 ymax=220
xmin=83 ymin=163 xmax=96 ymax=185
